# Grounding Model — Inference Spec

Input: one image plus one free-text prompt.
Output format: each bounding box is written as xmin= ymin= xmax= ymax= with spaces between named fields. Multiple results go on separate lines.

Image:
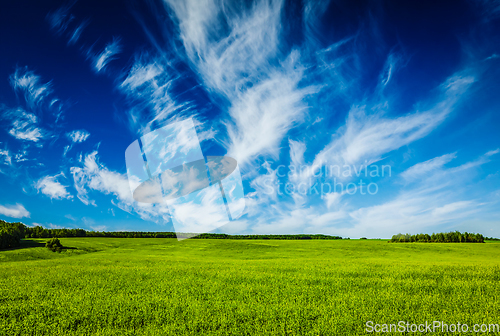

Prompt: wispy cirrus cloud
xmin=112 ymin=0 xmax=500 ymax=239
xmin=486 ymin=148 xmax=500 ymax=156
xmin=0 ymin=203 xmax=30 ymax=219
xmin=164 ymin=0 xmax=314 ymax=165
xmin=68 ymin=20 xmax=88 ymax=45
xmin=70 ymin=150 xmax=170 ymax=224
xmin=119 ymin=55 xmax=193 ymax=135
xmin=344 ymin=149 xmax=499 ymax=237
xmin=62 ymin=130 xmax=90 ymax=156
xmin=0 ymin=148 xmax=12 ymax=166
xmin=66 ymin=129 xmax=90 ymax=143
xmin=14 ymin=150 xmax=28 ymax=163
xmin=246 ymin=147 xmax=499 ymax=238
xmin=9 ymin=67 xmax=53 ymax=111
xmin=226 ymin=60 xmax=314 ymax=164
xmin=35 ymin=174 xmax=72 ymax=200
xmin=5 ymin=109 xmax=48 ymax=142
xmin=313 ymin=73 xmax=475 ymax=170
xmin=92 ymin=38 xmax=122 ymax=72
xmin=167 ymin=0 xmax=283 ymax=97
xmin=236 ymin=65 xmax=482 ymax=237
xmin=303 ymin=0 xmax=332 ymax=44
xmin=3 ymin=67 xmax=64 ymax=146
xmin=400 ymin=153 xmax=457 ymax=182
xmin=46 ymin=3 xmax=75 ymax=35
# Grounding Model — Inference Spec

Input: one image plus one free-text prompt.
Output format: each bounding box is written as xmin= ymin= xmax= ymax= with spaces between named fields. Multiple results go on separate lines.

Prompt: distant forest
xmin=2 ymin=219 xmax=498 ymax=250
xmin=24 ymin=227 xmax=343 ymax=240
xmin=390 ymin=232 xmax=486 ymax=243
xmin=0 ymin=220 xmax=343 ymax=249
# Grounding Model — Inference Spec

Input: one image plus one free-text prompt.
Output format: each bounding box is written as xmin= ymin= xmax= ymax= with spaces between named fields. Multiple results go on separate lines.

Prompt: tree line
xmin=24 ymin=227 xmax=342 ymax=240
xmin=0 ymin=220 xmax=25 ymax=249
xmin=390 ymin=231 xmax=485 ymax=243
xmin=183 ymin=233 xmax=343 ymax=240
xmin=0 ymin=220 xmax=344 ymax=245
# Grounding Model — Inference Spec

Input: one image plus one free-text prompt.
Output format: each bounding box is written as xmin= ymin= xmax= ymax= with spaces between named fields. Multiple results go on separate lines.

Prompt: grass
xmin=1 ymin=238 xmax=499 ymax=335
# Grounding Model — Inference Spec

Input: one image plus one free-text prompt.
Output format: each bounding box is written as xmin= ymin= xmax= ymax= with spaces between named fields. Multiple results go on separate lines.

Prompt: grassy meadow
xmin=1 ymin=238 xmax=499 ymax=335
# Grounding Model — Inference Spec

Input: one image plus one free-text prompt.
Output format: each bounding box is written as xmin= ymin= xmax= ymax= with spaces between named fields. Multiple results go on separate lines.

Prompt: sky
xmin=0 ymin=0 xmax=499 ymax=238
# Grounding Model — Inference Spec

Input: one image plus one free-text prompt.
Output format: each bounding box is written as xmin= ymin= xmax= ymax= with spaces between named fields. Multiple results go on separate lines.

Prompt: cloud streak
xmin=70 ymin=150 xmax=170 ymax=224
xmin=400 ymin=153 xmax=457 ymax=182
xmin=66 ymin=129 xmax=90 ymax=143
xmin=163 ymin=0 xmax=316 ymax=165
xmin=35 ymin=174 xmax=72 ymax=200
xmin=5 ymin=109 xmax=47 ymax=142
xmin=93 ymin=38 xmax=122 ymax=72
xmin=9 ymin=67 xmax=52 ymax=111
xmin=0 ymin=203 xmax=30 ymax=219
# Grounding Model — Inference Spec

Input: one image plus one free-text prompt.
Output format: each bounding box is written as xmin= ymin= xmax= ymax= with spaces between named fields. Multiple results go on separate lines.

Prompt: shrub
xmin=360 ymin=237 xmax=367 ymax=240
xmin=46 ymin=238 xmax=63 ymax=252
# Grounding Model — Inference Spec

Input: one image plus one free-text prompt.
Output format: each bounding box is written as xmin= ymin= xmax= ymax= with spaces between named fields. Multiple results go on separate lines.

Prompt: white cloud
xmin=0 ymin=149 xmax=12 ymax=165
xmin=121 ymin=60 xmax=165 ymax=90
xmin=35 ymin=174 xmax=72 ymax=200
xmin=63 ymin=130 xmax=90 ymax=156
xmin=93 ymin=38 xmax=122 ymax=72
xmin=181 ymin=0 xmax=283 ymax=97
xmin=226 ymin=61 xmax=313 ymax=164
xmin=119 ymin=55 xmax=192 ymax=135
xmin=305 ymin=72 xmax=475 ymax=182
xmin=66 ymin=129 xmax=90 ymax=143
xmin=400 ymin=153 xmax=457 ymax=182
xmin=167 ymin=184 xmax=229 ymax=234
xmin=65 ymin=214 xmax=77 ymax=221
xmin=7 ymin=109 xmax=47 ymax=142
xmin=237 ymin=146 xmax=499 ymax=238
xmin=14 ymin=150 xmax=28 ymax=163
xmin=0 ymin=203 xmax=30 ymax=219
xmin=432 ymin=201 xmax=474 ymax=216
xmin=341 ymin=150 xmax=497 ymax=238
xmin=346 ymin=193 xmax=483 ymax=239
xmin=322 ymin=192 xmax=343 ymax=209
xmin=118 ymin=1 xmax=500 ymax=238
xmin=165 ymin=0 xmax=314 ymax=166
xmin=249 ymin=161 xmax=279 ymax=203
xmin=289 ymin=139 xmax=306 ymax=167
xmin=378 ymin=52 xmax=403 ymax=88
xmin=70 ymin=151 xmax=170 ymax=223
xmin=9 ymin=67 xmax=52 ymax=110
xmin=485 ymin=148 xmax=500 ymax=156
xmin=196 ymin=127 xmax=217 ymax=142
xmin=63 ymin=145 xmax=71 ymax=157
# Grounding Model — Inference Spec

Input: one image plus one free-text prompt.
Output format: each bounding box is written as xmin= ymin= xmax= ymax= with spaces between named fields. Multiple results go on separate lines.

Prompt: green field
xmin=1 ymin=238 xmax=499 ymax=335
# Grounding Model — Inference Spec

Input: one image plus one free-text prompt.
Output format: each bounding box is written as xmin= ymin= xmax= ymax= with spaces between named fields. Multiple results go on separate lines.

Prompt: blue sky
xmin=0 ymin=0 xmax=499 ymax=238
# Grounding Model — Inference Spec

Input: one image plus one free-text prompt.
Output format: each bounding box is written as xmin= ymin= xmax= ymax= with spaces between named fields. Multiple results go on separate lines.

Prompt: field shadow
xmin=3 ymin=240 xmax=78 ymax=251
xmin=19 ymin=239 xmax=46 ymax=249
xmin=20 ymin=240 xmax=78 ymax=250
xmin=0 ymin=239 xmax=45 ymax=252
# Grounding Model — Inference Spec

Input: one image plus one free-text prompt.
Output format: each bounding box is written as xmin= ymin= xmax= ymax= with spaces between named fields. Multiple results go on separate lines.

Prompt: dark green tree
xmin=46 ymin=238 xmax=63 ymax=252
